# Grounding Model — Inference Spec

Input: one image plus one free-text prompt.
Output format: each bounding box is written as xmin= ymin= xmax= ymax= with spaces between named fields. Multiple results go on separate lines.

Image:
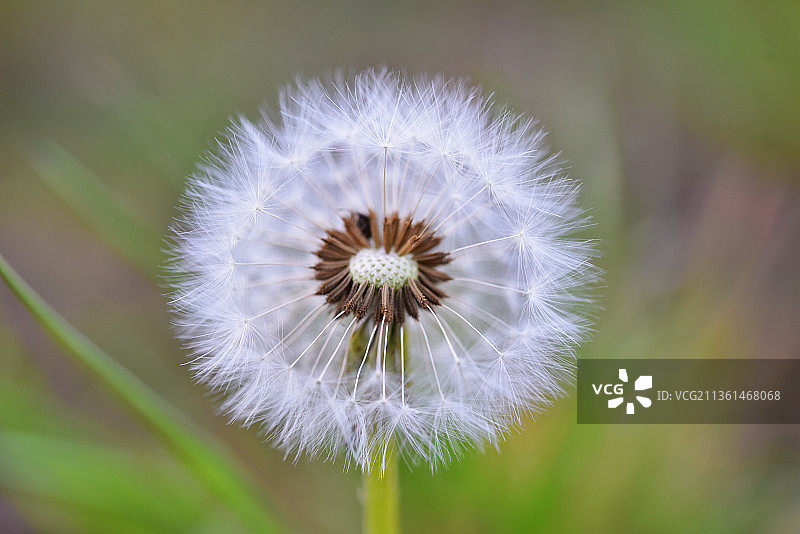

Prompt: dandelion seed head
xmin=167 ymin=68 xmax=598 ymax=471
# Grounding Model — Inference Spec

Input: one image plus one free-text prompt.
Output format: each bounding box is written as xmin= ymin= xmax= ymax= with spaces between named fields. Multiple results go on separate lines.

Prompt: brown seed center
xmin=313 ymin=211 xmax=451 ymax=324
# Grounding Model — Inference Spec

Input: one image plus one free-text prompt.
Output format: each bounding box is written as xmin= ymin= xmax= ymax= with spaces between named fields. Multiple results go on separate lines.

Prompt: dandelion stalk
xmin=363 ymin=442 xmax=400 ymax=534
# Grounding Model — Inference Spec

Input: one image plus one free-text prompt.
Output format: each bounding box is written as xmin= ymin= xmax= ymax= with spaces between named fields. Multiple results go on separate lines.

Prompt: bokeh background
xmin=1 ymin=1 xmax=798 ymax=533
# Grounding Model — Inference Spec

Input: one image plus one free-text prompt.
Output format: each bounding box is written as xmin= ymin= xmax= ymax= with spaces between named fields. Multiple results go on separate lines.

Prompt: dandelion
xmin=167 ymin=68 xmax=597 ymax=474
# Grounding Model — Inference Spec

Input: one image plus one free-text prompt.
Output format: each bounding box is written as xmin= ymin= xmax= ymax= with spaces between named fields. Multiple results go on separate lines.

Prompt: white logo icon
xmin=608 ymin=369 xmax=652 ymax=414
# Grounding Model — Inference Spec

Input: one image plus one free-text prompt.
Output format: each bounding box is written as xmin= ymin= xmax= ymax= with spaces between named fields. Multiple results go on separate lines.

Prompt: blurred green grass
xmin=1 ymin=1 xmax=798 ymax=533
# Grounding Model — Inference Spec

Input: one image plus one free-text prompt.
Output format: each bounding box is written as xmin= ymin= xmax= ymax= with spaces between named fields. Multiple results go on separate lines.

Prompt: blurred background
xmin=1 ymin=1 xmax=798 ymax=532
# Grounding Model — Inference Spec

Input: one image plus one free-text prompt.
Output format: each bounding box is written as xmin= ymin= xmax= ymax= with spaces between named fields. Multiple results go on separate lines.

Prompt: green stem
xmin=0 ymin=253 xmax=282 ymax=533
xmin=362 ymin=443 xmax=400 ymax=534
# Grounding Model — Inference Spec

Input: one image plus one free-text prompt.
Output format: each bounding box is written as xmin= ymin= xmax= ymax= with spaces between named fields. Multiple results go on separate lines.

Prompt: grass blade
xmin=0 ymin=253 xmax=283 ymax=533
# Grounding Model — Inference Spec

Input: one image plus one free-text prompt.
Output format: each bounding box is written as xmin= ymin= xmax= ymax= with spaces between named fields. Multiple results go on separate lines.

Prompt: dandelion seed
xmin=167 ymin=68 xmax=597 ymax=471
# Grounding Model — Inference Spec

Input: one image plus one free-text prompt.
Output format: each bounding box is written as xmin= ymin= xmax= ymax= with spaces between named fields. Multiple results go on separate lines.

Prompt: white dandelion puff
xmin=167 ymin=68 xmax=598 ymax=471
